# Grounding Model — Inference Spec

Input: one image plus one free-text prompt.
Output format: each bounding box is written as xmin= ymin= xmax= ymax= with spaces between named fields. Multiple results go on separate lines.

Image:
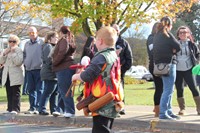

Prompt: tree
xmin=30 ymin=0 xmax=197 ymax=37
xmin=125 ymin=32 xmax=147 ymax=66
xmin=176 ymin=3 xmax=200 ymax=42
xmin=0 ymin=0 xmax=51 ymax=39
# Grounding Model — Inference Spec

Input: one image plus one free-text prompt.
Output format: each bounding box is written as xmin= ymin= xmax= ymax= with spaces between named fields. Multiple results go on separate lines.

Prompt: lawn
xmin=123 ymin=82 xmax=196 ymax=107
xmin=0 ymin=87 xmax=29 ymax=102
xmin=0 ymin=81 xmax=196 ymax=107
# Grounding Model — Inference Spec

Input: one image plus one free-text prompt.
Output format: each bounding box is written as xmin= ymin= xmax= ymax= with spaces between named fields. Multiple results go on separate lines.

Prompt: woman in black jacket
xmin=146 ymin=22 xmax=163 ymax=117
xmin=38 ymin=31 xmax=59 ymax=115
xmin=175 ymin=26 xmax=200 ymax=115
xmin=80 ymin=36 xmax=98 ymax=59
xmin=153 ymin=16 xmax=181 ymax=120
xmin=77 ymin=36 xmax=98 ymax=102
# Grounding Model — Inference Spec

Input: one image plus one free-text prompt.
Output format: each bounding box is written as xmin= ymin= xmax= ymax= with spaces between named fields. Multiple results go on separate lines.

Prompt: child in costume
xmin=72 ymin=26 xmax=123 ymax=133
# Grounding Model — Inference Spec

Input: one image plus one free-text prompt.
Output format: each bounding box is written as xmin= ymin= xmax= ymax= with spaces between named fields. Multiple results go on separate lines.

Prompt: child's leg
xmin=92 ymin=115 xmax=114 ymax=133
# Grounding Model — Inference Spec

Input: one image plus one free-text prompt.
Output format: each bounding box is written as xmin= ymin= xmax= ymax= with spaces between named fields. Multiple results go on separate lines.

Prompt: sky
xmin=122 ymin=22 xmax=155 ymax=39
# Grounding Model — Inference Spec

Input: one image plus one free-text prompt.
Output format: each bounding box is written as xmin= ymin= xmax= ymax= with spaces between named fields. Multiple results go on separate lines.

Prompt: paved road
xmin=1 ymin=102 xmax=200 ymax=133
xmin=0 ymin=122 xmax=150 ymax=133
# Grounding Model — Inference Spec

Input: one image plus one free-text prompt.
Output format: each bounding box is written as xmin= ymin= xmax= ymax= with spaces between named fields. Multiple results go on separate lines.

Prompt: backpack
xmin=83 ymin=48 xmax=124 ymax=102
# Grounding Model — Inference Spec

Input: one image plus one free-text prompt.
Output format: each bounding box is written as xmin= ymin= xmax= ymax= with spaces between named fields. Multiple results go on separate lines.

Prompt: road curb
xmin=1 ymin=114 xmax=200 ymax=133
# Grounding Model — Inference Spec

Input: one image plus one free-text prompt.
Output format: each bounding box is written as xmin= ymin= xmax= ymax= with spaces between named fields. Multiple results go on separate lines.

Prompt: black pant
xmin=175 ymin=69 xmax=199 ymax=98
xmin=150 ymin=66 xmax=163 ymax=106
xmin=92 ymin=115 xmax=114 ymax=133
xmin=152 ymin=74 xmax=163 ymax=105
xmin=5 ymin=76 xmax=21 ymax=112
xmin=121 ymin=72 xmax=126 ymax=103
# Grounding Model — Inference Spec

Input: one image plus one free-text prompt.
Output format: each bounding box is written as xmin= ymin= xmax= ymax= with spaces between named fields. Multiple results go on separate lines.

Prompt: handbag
xmin=153 ymin=63 xmax=171 ymax=76
xmin=153 ymin=57 xmax=173 ymax=76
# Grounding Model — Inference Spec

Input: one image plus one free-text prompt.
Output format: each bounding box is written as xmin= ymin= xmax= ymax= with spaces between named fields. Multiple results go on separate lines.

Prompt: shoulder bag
xmin=153 ymin=57 xmax=173 ymax=77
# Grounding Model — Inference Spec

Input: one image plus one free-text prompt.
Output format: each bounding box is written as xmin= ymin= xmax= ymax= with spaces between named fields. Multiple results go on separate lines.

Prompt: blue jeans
xmin=159 ymin=64 xmax=176 ymax=118
xmin=22 ymin=70 xmax=28 ymax=95
xmin=27 ymin=70 xmax=43 ymax=111
xmin=56 ymin=68 xmax=75 ymax=114
xmin=38 ymin=80 xmax=58 ymax=114
xmin=56 ymin=94 xmax=64 ymax=113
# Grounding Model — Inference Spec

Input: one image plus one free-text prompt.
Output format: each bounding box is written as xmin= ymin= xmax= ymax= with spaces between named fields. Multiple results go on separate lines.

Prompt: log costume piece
xmin=88 ymin=92 xmax=115 ymax=112
xmin=76 ymin=94 xmax=97 ymax=110
xmin=77 ymin=48 xmax=124 ymax=118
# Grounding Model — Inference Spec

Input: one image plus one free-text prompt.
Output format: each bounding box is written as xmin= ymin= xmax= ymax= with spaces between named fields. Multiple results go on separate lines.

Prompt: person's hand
xmin=10 ymin=46 xmax=17 ymax=53
xmin=188 ymin=34 xmax=193 ymax=41
xmin=0 ymin=64 xmax=3 ymax=69
xmin=3 ymin=48 xmax=11 ymax=56
xmin=72 ymin=74 xmax=78 ymax=82
xmin=116 ymin=48 xmax=122 ymax=56
xmin=172 ymin=49 xmax=176 ymax=54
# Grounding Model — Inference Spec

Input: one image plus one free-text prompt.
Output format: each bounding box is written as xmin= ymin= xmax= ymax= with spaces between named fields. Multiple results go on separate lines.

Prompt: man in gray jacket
xmin=24 ymin=26 xmax=44 ymax=114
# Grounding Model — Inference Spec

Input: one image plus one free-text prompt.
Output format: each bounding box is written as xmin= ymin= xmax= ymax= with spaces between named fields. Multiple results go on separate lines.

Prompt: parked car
xmin=125 ymin=65 xmax=151 ymax=80
xmin=142 ymin=73 xmax=153 ymax=81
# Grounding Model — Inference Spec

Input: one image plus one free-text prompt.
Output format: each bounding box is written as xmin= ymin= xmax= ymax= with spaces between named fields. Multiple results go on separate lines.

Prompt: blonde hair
xmin=8 ymin=34 xmax=20 ymax=45
xmin=96 ymin=26 xmax=117 ymax=46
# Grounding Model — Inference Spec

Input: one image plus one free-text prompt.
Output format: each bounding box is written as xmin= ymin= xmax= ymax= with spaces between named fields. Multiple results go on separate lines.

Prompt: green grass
xmin=0 ymin=81 xmax=196 ymax=107
xmin=74 ymin=81 xmax=196 ymax=107
xmin=126 ymin=82 xmax=196 ymax=107
xmin=0 ymin=87 xmax=29 ymax=102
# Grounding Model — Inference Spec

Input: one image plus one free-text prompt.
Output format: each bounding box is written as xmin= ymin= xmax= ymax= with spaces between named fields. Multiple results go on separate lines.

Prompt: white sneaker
xmin=24 ymin=110 xmax=34 ymax=114
xmin=52 ymin=111 xmax=60 ymax=117
xmin=10 ymin=111 xmax=18 ymax=115
xmin=63 ymin=113 xmax=75 ymax=118
xmin=33 ymin=110 xmax=39 ymax=114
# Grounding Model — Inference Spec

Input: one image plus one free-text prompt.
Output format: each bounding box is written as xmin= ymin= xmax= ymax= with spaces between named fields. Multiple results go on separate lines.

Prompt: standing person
xmin=52 ymin=26 xmax=76 ymax=118
xmin=112 ymin=24 xmax=133 ymax=115
xmin=38 ymin=31 xmax=59 ymax=115
xmin=72 ymin=26 xmax=121 ymax=133
xmin=0 ymin=35 xmax=24 ymax=114
xmin=80 ymin=36 xmax=98 ymax=59
xmin=146 ymin=22 xmax=163 ymax=117
xmin=153 ymin=16 xmax=181 ymax=120
xmin=175 ymin=26 xmax=200 ymax=115
xmin=24 ymin=26 xmax=44 ymax=114
xmin=76 ymin=36 xmax=98 ymax=102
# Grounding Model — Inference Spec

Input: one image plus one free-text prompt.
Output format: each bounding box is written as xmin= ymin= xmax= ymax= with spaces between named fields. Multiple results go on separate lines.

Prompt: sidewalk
xmin=0 ymin=102 xmax=200 ymax=133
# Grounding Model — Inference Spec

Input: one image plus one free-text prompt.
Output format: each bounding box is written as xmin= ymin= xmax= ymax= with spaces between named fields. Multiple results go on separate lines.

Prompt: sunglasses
xmin=179 ymin=31 xmax=188 ymax=35
xmin=8 ymin=40 xmax=17 ymax=43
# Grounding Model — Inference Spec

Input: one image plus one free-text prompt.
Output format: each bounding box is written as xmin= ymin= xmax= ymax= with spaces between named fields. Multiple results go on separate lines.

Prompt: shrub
xmin=124 ymin=76 xmax=146 ymax=84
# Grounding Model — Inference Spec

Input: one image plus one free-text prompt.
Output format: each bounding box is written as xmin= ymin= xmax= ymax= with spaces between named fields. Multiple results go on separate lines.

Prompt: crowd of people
xmin=1 ymin=23 xmax=133 ymax=132
xmin=147 ymin=16 xmax=200 ymax=120
xmin=1 ymin=16 xmax=200 ymax=132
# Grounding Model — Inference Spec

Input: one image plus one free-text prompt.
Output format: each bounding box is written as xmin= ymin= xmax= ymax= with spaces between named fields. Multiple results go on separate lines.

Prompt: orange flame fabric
xmin=83 ymin=75 xmax=107 ymax=98
xmin=83 ymin=58 xmax=124 ymax=101
xmin=91 ymin=75 xmax=107 ymax=98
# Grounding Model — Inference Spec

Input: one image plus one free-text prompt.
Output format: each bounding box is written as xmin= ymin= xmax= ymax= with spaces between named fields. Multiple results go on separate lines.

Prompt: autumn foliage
xmin=23 ymin=0 xmax=200 ymax=36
